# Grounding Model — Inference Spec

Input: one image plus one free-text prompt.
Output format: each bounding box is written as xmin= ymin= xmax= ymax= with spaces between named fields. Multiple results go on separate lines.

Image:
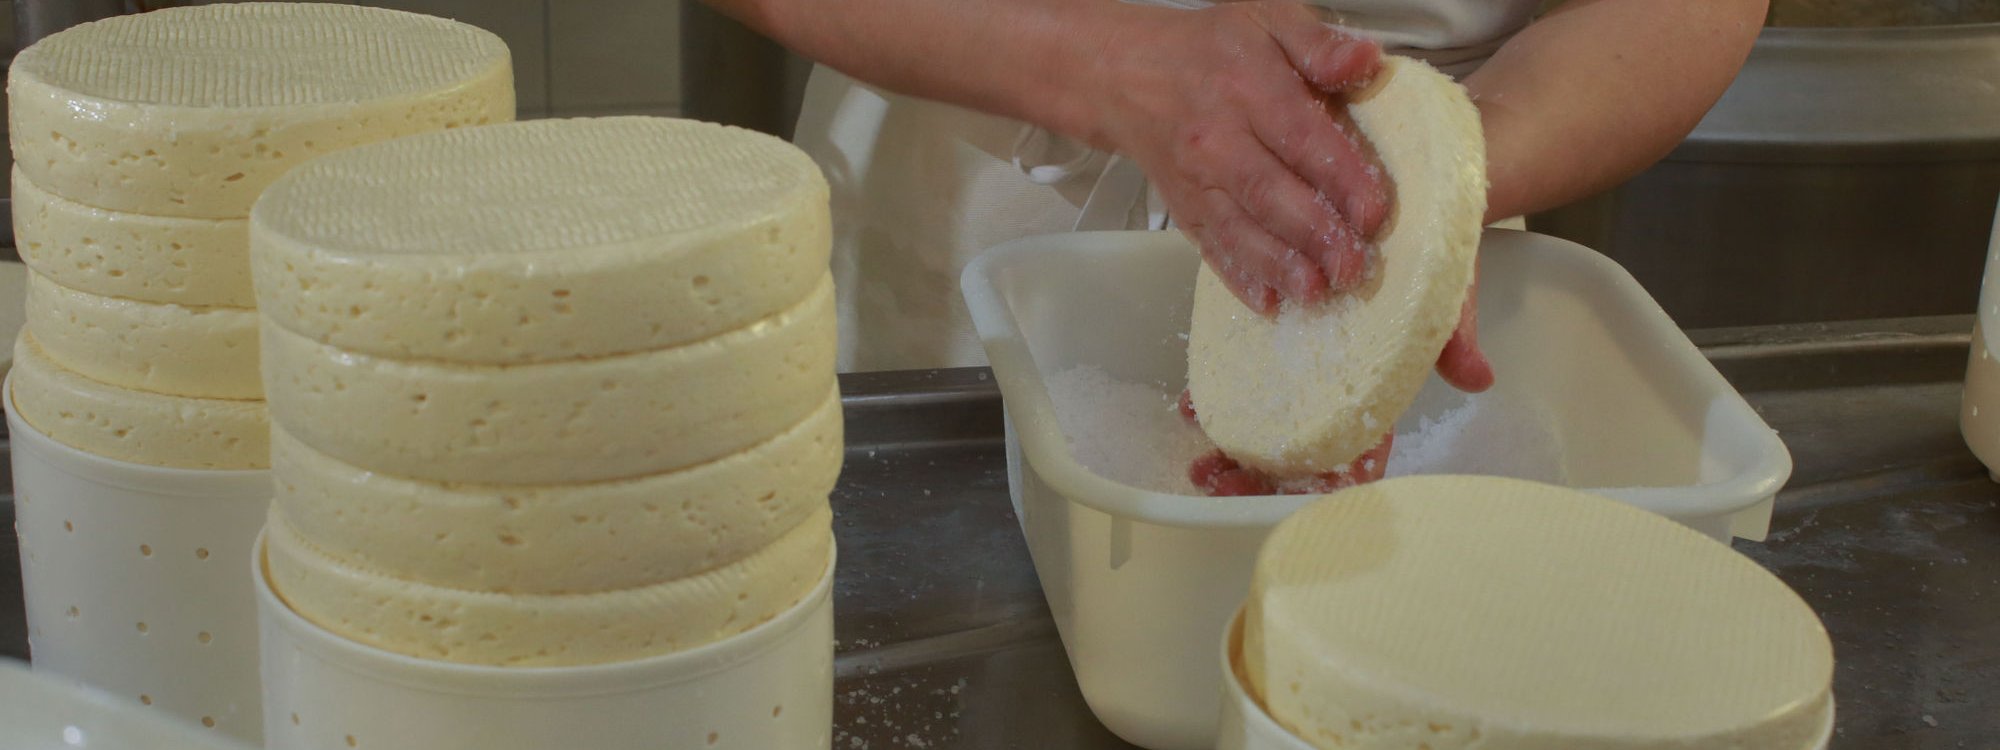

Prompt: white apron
xmin=796 ymin=0 xmax=1541 ymax=372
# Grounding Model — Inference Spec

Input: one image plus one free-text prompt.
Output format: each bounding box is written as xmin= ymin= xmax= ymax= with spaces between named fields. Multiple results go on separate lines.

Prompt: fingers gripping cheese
xmin=1244 ymin=476 xmax=1835 ymax=750
xmin=1187 ymin=57 xmax=1486 ymax=475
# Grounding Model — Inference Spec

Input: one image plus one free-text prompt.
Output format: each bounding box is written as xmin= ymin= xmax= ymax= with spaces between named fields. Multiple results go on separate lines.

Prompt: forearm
xmin=702 ymin=0 xmax=1130 ymax=141
xmin=1465 ymin=0 xmax=1767 ymax=222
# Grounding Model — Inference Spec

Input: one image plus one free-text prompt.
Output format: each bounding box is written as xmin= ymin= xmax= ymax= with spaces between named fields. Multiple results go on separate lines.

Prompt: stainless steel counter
xmin=0 ymin=316 xmax=1993 ymax=748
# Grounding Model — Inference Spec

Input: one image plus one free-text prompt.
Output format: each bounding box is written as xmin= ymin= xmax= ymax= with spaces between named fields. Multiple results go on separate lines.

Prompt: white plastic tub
xmin=962 ymin=230 xmax=1792 ymax=749
xmin=6 ymin=378 xmax=271 ymax=744
xmin=1959 ymin=195 xmax=2000 ymax=477
xmin=0 ymin=658 xmax=254 ymax=750
xmin=256 ymin=537 xmax=835 ymax=750
xmin=1212 ymin=610 xmax=1832 ymax=750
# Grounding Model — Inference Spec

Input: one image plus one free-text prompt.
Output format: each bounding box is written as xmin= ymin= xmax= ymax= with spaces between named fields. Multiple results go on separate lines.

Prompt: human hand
xmin=1176 ymin=286 xmax=1491 ymax=498
xmin=1091 ymin=0 xmax=1389 ymax=312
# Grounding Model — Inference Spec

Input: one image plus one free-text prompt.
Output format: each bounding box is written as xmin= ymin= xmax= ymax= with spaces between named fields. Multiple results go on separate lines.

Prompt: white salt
xmin=1043 ymin=365 xmax=1569 ymax=495
xmin=1385 ymin=379 xmax=1569 ymax=484
xmin=1044 ymin=365 xmax=1211 ymax=494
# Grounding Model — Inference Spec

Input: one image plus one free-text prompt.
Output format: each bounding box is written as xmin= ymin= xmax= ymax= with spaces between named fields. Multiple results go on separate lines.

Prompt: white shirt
xmin=799 ymin=0 xmax=1543 ymax=372
xmin=1142 ymin=0 xmax=1541 ymax=75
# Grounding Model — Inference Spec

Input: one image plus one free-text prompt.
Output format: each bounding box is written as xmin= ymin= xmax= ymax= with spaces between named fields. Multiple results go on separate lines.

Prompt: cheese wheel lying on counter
xmin=250 ymin=116 xmax=831 ymax=364
xmin=264 ymin=505 xmax=834 ymax=667
xmin=261 ymin=276 xmax=836 ymax=485
xmin=1187 ymin=56 xmax=1485 ymax=475
xmin=8 ymin=2 xmax=513 ymax=219
xmin=10 ymin=333 xmax=269 ymax=470
xmin=1242 ymin=476 xmax=1834 ymax=750
xmin=25 ymin=272 xmax=262 ymax=400
xmin=12 ymin=168 xmax=255 ymax=307
xmin=270 ymin=390 xmax=841 ymax=595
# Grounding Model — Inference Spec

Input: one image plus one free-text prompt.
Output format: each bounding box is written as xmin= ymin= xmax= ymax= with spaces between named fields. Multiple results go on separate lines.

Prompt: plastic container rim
xmin=961 ymin=230 xmax=1793 ymax=531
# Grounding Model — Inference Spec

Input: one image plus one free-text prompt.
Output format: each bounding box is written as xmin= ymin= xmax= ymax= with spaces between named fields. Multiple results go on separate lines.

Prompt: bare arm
xmin=704 ymin=0 xmax=1393 ymax=312
xmin=1469 ymin=0 xmax=1768 ymax=222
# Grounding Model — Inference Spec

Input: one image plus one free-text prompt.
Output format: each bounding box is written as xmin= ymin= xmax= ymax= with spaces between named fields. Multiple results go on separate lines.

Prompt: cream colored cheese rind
xmin=1187 ymin=57 xmax=1485 ymax=475
xmin=272 ymin=389 xmax=842 ymax=594
xmin=26 ymin=271 xmax=261 ymax=399
xmin=10 ymin=333 xmax=268 ymax=470
xmin=265 ymin=505 xmax=833 ymax=667
xmin=250 ymin=116 xmax=830 ymax=363
xmin=9 ymin=3 xmax=513 ymax=218
xmin=1244 ymin=476 xmax=1835 ymax=750
xmin=262 ymin=275 xmax=838 ymax=485
xmin=13 ymin=168 xmax=254 ymax=307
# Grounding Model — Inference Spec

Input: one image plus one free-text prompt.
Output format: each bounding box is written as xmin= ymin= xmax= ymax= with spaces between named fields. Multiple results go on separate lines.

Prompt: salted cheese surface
xmin=272 ymin=390 xmax=842 ymax=594
xmin=1243 ymin=476 xmax=1834 ymax=750
xmin=250 ymin=116 xmax=831 ymax=364
xmin=265 ymin=505 xmax=833 ymax=667
xmin=13 ymin=169 xmax=254 ymax=307
xmin=1187 ymin=57 xmax=1485 ymax=475
xmin=26 ymin=272 xmax=261 ymax=399
xmin=8 ymin=2 xmax=513 ymax=219
xmin=10 ymin=333 xmax=268 ymax=470
xmin=262 ymin=275 xmax=837 ymax=485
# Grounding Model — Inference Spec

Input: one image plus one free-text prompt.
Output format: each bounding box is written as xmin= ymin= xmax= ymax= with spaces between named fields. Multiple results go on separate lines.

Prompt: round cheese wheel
xmin=10 ymin=333 xmax=268 ymax=470
xmin=1187 ymin=56 xmax=1485 ymax=475
xmin=25 ymin=271 xmax=261 ymax=400
xmin=9 ymin=2 xmax=513 ymax=219
xmin=1244 ymin=476 xmax=1835 ymax=750
xmin=250 ymin=116 xmax=830 ymax=364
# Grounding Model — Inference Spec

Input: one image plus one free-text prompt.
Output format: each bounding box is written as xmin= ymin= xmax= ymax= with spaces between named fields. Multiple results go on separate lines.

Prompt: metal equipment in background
xmin=1533 ymin=20 xmax=2000 ymax=329
xmin=12 ymin=0 xmax=168 ymax=54
xmin=678 ymin=1 xmax=812 ymax=140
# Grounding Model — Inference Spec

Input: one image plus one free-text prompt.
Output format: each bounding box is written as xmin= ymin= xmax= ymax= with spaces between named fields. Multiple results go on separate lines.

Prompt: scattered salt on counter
xmin=1043 ymin=365 xmax=1569 ymax=495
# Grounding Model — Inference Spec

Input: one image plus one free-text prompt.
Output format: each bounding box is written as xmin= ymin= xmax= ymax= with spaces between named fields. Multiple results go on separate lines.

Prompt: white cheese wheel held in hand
xmin=25 ymin=272 xmax=262 ymax=400
xmin=1243 ymin=476 xmax=1834 ymax=750
xmin=8 ymin=2 xmax=513 ymax=219
xmin=250 ymin=116 xmax=831 ymax=364
xmin=260 ymin=276 xmax=837 ymax=485
xmin=1187 ymin=56 xmax=1485 ymax=475
xmin=9 ymin=332 xmax=269 ymax=470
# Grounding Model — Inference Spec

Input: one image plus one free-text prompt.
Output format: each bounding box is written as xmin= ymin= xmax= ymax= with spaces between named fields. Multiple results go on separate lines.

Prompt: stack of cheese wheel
xmin=1239 ymin=476 xmax=1836 ymax=750
xmin=251 ymin=116 xmax=839 ymax=667
xmin=7 ymin=2 xmax=514 ymax=470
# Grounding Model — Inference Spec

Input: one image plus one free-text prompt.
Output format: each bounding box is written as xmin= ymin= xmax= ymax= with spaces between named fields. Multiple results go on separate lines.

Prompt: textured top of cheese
xmin=1187 ymin=57 xmax=1485 ymax=475
xmin=251 ymin=116 xmax=831 ymax=362
xmin=1244 ymin=476 xmax=1834 ymax=750
xmin=11 ymin=3 xmax=508 ymax=110
xmin=8 ymin=3 xmax=514 ymax=219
